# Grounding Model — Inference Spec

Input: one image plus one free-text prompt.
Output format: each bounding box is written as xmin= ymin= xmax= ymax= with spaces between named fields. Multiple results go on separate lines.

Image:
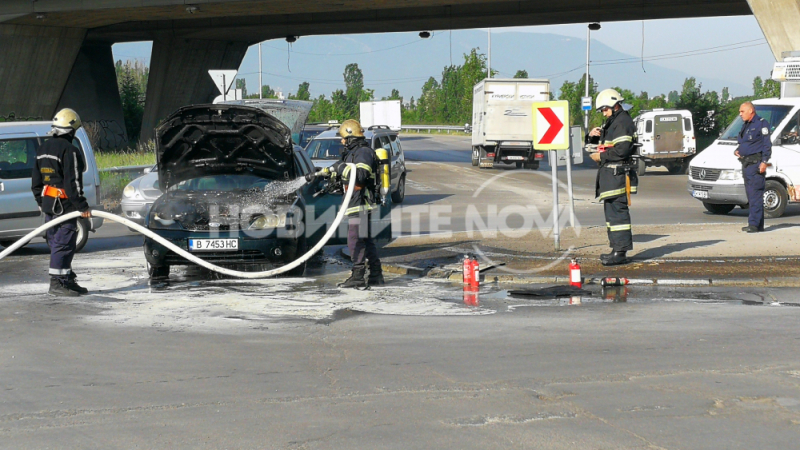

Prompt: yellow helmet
xmin=595 ymin=88 xmax=624 ymax=111
xmin=338 ymin=119 xmax=364 ymax=138
xmin=52 ymin=108 xmax=82 ymax=133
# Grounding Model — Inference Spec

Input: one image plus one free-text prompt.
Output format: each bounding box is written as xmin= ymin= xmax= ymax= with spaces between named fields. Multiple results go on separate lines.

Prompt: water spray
xmin=0 ymin=165 xmax=358 ymax=279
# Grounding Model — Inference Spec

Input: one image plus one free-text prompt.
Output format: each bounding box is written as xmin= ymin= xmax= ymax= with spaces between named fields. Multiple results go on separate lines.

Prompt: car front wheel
xmin=391 ymin=174 xmax=406 ymax=203
xmin=764 ymin=180 xmax=788 ymax=219
xmin=147 ymin=262 xmax=170 ymax=279
xmin=703 ymin=202 xmax=735 ymax=215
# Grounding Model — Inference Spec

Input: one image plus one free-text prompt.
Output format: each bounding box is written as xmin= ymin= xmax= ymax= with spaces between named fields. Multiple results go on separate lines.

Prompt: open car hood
xmin=155 ymin=104 xmax=295 ymax=190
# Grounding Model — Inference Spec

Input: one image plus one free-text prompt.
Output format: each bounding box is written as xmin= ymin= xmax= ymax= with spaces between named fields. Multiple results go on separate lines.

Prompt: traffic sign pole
xmin=550 ymin=150 xmax=560 ymax=251
xmin=565 ymin=139 xmax=575 ymax=229
xmin=532 ymin=101 xmax=570 ymax=250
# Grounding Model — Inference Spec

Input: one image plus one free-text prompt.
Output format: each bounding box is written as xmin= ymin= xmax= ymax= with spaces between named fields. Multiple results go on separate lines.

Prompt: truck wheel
xmin=636 ymin=159 xmax=646 ymax=176
xmin=703 ymin=202 xmax=735 ymax=215
xmin=667 ymin=163 xmax=684 ymax=174
xmin=471 ymin=148 xmax=479 ymax=166
xmin=764 ymin=180 xmax=788 ymax=219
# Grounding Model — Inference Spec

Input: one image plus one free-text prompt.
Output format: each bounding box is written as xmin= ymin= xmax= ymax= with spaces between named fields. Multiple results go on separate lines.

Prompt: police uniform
xmin=736 ymin=114 xmax=772 ymax=231
xmin=329 ymin=137 xmax=382 ymax=283
xmin=31 ymin=133 xmax=89 ymax=291
xmin=587 ymin=109 xmax=639 ymax=252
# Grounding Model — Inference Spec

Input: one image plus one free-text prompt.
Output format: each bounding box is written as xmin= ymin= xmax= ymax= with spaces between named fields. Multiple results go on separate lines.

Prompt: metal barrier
xmin=99 ymin=164 xmax=153 ymax=176
xmin=401 ymin=124 xmax=471 ymax=134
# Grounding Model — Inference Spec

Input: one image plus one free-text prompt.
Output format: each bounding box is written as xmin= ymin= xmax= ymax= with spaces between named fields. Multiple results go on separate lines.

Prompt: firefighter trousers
xmin=45 ymin=214 xmax=78 ymax=280
xmin=347 ymin=215 xmax=381 ymax=272
xmin=604 ymin=195 xmax=633 ymax=252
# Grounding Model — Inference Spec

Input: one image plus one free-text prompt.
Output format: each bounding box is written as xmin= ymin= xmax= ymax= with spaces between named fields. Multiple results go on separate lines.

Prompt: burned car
xmin=143 ymin=104 xmax=391 ymax=279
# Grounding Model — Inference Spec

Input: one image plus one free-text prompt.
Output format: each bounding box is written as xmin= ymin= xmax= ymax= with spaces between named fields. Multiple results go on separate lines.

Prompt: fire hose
xmin=0 ymin=164 xmax=357 ymax=279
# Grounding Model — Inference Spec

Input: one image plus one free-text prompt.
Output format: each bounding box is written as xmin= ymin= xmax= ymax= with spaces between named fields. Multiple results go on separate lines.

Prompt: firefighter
xmin=587 ymin=89 xmax=638 ymax=266
xmin=734 ymin=101 xmax=771 ymax=233
xmin=31 ymin=108 xmax=91 ymax=296
xmin=327 ymin=119 xmax=384 ymax=288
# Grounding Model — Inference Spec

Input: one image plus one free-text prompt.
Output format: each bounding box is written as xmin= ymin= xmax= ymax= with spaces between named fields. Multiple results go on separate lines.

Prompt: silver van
xmin=0 ymin=122 xmax=103 ymax=251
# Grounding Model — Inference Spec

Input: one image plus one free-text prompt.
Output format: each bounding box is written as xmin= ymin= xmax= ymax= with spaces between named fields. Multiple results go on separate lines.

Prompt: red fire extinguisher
xmin=569 ymin=259 xmax=582 ymax=288
xmin=463 ymin=255 xmax=474 ymax=285
xmin=471 ymin=256 xmax=480 ymax=288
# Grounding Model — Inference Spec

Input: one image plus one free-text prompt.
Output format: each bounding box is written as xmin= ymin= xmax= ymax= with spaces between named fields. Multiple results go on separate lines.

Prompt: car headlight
xmin=248 ymin=213 xmax=287 ymax=230
xmin=123 ymin=184 xmax=136 ymax=198
xmin=718 ymin=169 xmax=742 ymax=181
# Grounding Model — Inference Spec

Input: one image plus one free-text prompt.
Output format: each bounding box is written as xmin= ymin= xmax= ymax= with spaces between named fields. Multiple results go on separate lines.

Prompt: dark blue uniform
xmin=737 ymin=114 xmax=772 ymax=230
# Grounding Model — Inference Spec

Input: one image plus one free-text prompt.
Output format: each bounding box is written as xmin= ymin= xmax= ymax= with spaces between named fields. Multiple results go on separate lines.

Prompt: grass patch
xmin=95 ymin=140 xmax=156 ymax=169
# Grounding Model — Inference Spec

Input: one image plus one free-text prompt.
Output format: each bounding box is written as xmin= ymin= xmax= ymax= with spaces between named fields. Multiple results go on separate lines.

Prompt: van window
xmin=0 ymin=138 xmax=39 ymax=180
xmin=778 ymin=111 xmax=800 ymax=145
xmin=378 ymin=136 xmax=392 ymax=155
xmin=683 ymin=118 xmax=692 ymax=132
xmin=719 ymin=105 xmax=793 ymax=140
xmin=645 ymin=120 xmax=653 ymax=133
xmin=389 ymin=135 xmax=400 ymax=156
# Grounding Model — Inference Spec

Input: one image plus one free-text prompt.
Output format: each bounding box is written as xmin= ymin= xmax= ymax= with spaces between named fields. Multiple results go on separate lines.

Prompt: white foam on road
xmin=1 ymin=249 xmax=491 ymax=332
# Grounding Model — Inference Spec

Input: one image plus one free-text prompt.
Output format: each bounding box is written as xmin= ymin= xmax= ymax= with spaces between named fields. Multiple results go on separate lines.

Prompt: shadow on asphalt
xmin=766 ymin=223 xmax=800 ymax=232
xmin=631 ymin=240 xmax=725 ymax=260
xmin=633 ymin=234 xmax=669 ymax=243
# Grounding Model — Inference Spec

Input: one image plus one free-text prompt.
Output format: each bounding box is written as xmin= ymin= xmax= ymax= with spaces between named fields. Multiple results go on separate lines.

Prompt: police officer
xmin=587 ymin=89 xmax=638 ymax=266
xmin=734 ymin=101 xmax=771 ymax=232
xmin=327 ymin=119 xmax=383 ymax=288
xmin=31 ymin=108 xmax=92 ymax=296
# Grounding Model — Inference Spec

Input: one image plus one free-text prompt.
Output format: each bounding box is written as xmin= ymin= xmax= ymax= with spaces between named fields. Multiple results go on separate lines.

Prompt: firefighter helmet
xmin=595 ymin=89 xmax=624 ymax=111
xmin=338 ymin=119 xmax=364 ymax=138
xmin=52 ymin=108 xmax=82 ymax=135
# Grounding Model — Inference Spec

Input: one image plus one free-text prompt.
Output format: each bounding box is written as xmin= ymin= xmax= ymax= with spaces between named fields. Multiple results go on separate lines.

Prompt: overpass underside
xmin=0 ymin=0 xmax=772 ymax=143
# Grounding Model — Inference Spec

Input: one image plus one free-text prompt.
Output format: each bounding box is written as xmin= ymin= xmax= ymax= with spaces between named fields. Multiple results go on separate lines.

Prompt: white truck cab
xmin=633 ymin=109 xmax=695 ymax=175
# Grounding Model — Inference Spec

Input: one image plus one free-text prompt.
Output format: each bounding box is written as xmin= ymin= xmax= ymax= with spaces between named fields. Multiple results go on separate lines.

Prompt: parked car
xmin=687 ymin=98 xmax=799 ymax=218
xmin=297 ymin=124 xmax=328 ymax=148
xmin=0 ymin=121 xmax=103 ymax=252
xmin=121 ymin=165 xmax=161 ymax=225
xmin=305 ymin=125 xmax=407 ymax=203
xmin=143 ymin=104 xmax=391 ymax=279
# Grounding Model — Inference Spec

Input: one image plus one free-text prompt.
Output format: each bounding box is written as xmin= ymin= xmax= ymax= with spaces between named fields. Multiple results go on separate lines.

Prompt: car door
xmin=774 ymin=109 xmax=800 ymax=188
xmin=0 ymin=134 xmax=44 ymax=241
xmin=388 ymin=135 xmax=404 ymax=187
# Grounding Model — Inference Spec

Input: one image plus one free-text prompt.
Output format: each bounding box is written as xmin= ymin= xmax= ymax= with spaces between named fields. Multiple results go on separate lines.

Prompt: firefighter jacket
xmin=329 ymin=138 xmax=378 ymax=217
xmin=587 ymin=109 xmax=639 ymax=201
xmin=736 ymin=113 xmax=772 ymax=163
xmin=31 ymin=134 xmax=89 ymax=215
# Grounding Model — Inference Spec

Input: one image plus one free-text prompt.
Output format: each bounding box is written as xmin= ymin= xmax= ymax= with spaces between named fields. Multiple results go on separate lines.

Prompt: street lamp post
xmin=585 ymin=23 xmax=601 ymax=131
xmin=488 ymin=28 xmax=492 ymax=79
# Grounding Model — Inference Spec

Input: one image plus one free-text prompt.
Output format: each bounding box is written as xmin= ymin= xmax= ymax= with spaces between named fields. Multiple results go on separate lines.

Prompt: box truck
xmin=360 ymin=100 xmax=401 ymax=131
xmin=471 ymin=78 xmax=551 ymax=170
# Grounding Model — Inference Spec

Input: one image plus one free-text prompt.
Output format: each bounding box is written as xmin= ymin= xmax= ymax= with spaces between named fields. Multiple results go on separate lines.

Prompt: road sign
xmin=581 ymin=96 xmax=592 ymax=111
xmin=532 ymin=101 xmax=569 ymax=150
xmin=208 ymin=70 xmax=238 ymax=99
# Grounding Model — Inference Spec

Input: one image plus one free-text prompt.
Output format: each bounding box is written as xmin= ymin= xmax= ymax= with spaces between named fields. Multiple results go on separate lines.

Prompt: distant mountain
xmin=242 ymin=30 xmax=750 ymax=101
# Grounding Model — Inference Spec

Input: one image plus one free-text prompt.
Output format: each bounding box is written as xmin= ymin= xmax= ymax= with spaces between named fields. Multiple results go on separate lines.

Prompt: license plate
xmin=505 ymin=156 xmax=524 ymax=161
xmin=189 ymin=239 xmax=239 ymax=251
xmin=692 ymin=190 xmax=708 ymax=199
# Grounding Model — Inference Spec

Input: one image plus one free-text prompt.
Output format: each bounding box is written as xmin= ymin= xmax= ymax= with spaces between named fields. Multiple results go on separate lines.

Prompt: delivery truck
xmin=471 ymin=78 xmax=551 ymax=170
xmin=360 ymin=100 xmax=401 ymax=131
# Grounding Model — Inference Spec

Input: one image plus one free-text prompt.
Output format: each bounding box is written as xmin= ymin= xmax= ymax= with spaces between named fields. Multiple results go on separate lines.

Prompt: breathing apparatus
xmin=374 ymin=148 xmax=391 ymax=206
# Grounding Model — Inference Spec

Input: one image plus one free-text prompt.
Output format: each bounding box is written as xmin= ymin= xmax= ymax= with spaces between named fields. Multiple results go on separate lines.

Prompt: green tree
xmin=261 ymin=85 xmax=277 ymax=99
xmin=289 ymin=81 xmax=311 ymax=101
xmin=753 ymin=76 xmax=781 ymax=98
xmin=235 ymin=78 xmax=247 ymax=98
xmin=558 ymin=74 xmax=600 ymax=128
xmin=119 ymin=72 xmax=144 ymax=142
xmin=513 ymin=70 xmax=529 ymax=79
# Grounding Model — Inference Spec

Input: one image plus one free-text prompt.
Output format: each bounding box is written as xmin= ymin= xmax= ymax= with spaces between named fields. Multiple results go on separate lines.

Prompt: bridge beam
xmin=57 ymin=41 xmax=128 ymax=150
xmin=0 ymin=24 xmax=85 ymax=122
xmin=748 ymin=0 xmax=800 ymax=60
xmin=140 ymin=35 xmax=249 ymax=140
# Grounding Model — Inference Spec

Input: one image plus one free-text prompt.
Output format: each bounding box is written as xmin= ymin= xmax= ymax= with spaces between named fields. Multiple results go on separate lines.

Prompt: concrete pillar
xmin=0 ymin=24 xmax=85 ymax=121
xmin=747 ymin=0 xmax=800 ymax=60
xmin=140 ymin=35 xmax=249 ymax=140
xmin=57 ymin=41 xmax=128 ymax=150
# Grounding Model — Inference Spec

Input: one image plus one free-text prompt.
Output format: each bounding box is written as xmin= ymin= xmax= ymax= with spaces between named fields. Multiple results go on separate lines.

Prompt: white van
xmin=633 ymin=109 xmax=695 ymax=175
xmin=0 ymin=122 xmax=103 ymax=251
xmin=687 ymin=98 xmax=800 ymax=218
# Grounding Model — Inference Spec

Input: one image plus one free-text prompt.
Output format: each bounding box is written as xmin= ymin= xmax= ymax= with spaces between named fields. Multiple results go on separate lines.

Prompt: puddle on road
xmin=2 ymin=247 xmax=798 ymax=332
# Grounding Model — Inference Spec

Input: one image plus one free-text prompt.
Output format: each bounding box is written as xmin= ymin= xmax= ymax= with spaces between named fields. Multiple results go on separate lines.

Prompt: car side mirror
xmin=773 ymin=137 xmax=783 ymax=146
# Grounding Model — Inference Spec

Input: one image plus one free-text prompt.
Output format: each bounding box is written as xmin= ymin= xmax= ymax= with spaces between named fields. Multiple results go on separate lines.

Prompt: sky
xmin=112 ymin=15 xmax=776 ymax=100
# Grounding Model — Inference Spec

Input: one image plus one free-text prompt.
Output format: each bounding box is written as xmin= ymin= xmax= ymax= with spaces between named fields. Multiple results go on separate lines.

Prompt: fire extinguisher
xmin=569 ymin=259 xmax=582 ymax=288
xmin=463 ymin=255 xmax=474 ymax=285
xmin=471 ymin=256 xmax=480 ymax=287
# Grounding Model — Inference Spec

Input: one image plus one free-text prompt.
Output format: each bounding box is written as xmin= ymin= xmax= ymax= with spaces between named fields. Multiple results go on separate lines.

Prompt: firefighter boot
xmin=368 ymin=265 xmax=385 ymax=286
xmin=48 ymin=278 xmax=80 ymax=297
xmin=338 ymin=266 xmax=367 ymax=289
xmin=600 ymin=250 xmax=615 ymax=264
xmin=601 ymin=251 xmax=628 ymax=267
xmin=66 ymin=272 xmax=89 ymax=295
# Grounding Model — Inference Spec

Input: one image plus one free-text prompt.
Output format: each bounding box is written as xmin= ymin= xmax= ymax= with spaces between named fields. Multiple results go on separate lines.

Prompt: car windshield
xmin=719 ymin=105 xmax=793 ymax=140
xmin=306 ymin=138 xmax=345 ymax=160
xmin=299 ymin=129 xmax=324 ymax=148
xmin=168 ymin=174 xmax=272 ymax=192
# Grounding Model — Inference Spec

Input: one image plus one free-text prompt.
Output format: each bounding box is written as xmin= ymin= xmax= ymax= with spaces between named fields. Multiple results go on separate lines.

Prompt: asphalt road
xmin=2 ymin=134 xmax=800 ymax=449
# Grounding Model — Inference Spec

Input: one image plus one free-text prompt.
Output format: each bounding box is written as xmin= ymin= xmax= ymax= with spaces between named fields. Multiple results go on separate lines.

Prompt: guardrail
xmin=401 ymin=124 xmax=471 ymax=134
xmin=99 ymin=164 xmax=153 ymax=176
